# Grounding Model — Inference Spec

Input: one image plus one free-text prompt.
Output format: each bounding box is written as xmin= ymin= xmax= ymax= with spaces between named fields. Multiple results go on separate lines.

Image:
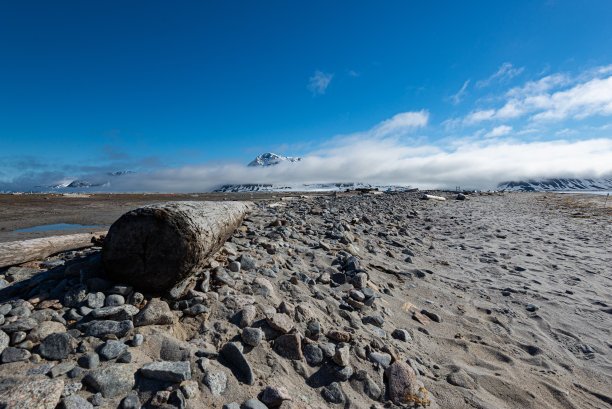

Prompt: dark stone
xmin=39 ymin=333 xmax=74 ymax=360
xmin=321 ymin=382 xmax=344 ymax=404
xmin=220 ymin=342 xmax=254 ymax=385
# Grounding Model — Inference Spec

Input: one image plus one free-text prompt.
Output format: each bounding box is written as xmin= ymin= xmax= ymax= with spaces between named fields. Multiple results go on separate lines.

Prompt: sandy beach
xmin=0 ymin=191 xmax=610 ymax=409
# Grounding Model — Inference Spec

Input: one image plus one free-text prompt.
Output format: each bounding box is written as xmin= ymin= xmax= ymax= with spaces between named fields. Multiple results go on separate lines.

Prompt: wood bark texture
xmin=0 ymin=231 xmax=107 ymax=268
xmin=102 ymin=201 xmax=253 ymax=293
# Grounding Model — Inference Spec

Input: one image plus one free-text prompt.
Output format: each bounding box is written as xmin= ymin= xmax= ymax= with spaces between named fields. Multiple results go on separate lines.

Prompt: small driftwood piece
xmin=102 ymin=201 xmax=253 ymax=293
xmin=0 ymin=231 xmax=107 ymax=269
xmin=421 ymin=194 xmax=446 ymax=201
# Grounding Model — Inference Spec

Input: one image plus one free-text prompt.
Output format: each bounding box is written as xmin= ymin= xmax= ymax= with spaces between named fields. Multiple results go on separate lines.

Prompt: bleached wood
xmin=0 ymin=231 xmax=107 ymax=268
xmin=102 ymin=201 xmax=253 ymax=293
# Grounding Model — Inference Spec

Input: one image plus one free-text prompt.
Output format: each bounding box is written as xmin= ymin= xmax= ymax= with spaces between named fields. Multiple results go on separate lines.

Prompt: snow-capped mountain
xmin=498 ymin=178 xmax=612 ymax=191
xmin=38 ymin=171 xmax=134 ymax=191
xmin=214 ymin=182 xmax=415 ymax=193
xmin=247 ymin=153 xmax=302 ymax=167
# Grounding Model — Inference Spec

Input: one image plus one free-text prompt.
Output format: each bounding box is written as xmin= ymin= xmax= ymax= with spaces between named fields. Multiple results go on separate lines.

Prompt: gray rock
xmin=49 ymin=361 xmax=75 ymax=378
xmin=239 ymin=254 xmax=257 ymax=270
xmin=228 ymin=261 xmax=241 ymax=273
xmin=104 ymin=294 xmax=125 ymax=307
xmin=62 ymin=381 xmax=82 ymax=397
xmin=220 ymin=342 xmax=254 ymax=385
xmin=98 ymin=340 xmax=128 ymax=360
xmin=120 ymin=391 xmax=140 ymax=409
xmin=391 ymin=329 xmax=411 ymax=342
xmin=274 ymin=334 xmax=302 ymax=360
xmin=183 ymin=304 xmax=208 ymax=316
xmin=203 ymin=370 xmax=227 ymax=396
xmin=8 ymin=305 xmax=31 ymax=318
xmin=132 ymin=334 xmax=144 ymax=346
xmin=332 ymin=364 xmax=353 ymax=381
xmin=90 ymin=305 xmax=138 ymax=321
xmin=85 ymin=320 xmax=133 ymax=338
xmin=222 ymin=403 xmax=239 ymax=409
xmin=242 ymin=399 xmax=267 ymax=409
xmin=41 ymin=259 xmax=65 ymax=269
xmin=1 ymin=346 xmax=31 ymax=363
xmin=352 ymin=273 xmax=368 ymax=289
xmin=40 ymin=333 xmax=74 ymax=360
xmin=133 ymin=299 xmax=174 ymax=327
xmin=26 ymin=363 xmax=55 ymax=375
xmin=64 ymin=285 xmax=88 ymax=308
xmin=140 ymin=361 xmax=191 ymax=382
xmin=2 ymin=317 xmax=38 ymax=333
xmin=266 ymin=313 xmax=293 ymax=334
xmin=363 ymin=315 xmax=384 ymax=327
xmin=321 ymin=382 xmax=344 ymax=404
xmin=129 ymin=292 xmax=144 ymax=306
xmin=260 ymin=385 xmax=291 ymax=407
xmin=241 ymin=328 xmax=262 ymax=347
xmin=303 ymin=344 xmax=323 ymax=366
xmin=0 ymin=330 xmax=9 ymax=355
xmin=85 ymin=293 xmax=106 ymax=309
xmin=11 ymin=331 xmax=26 ymax=345
xmin=78 ymin=353 xmax=100 ymax=369
xmin=83 ymin=365 xmax=136 ymax=398
xmin=238 ymin=305 xmax=257 ymax=328
xmin=89 ymin=392 xmax=103 ymax=407
xmin=180 ymin=380 xmax=199 ymax=399
xmin=117 ymin=351 xmax=132 ymax=363
xmin=68 ymin=367 xmax=85 ymax=378
xmin=0 ymin=379 xmax=63 ymax=409
xmin=108 ymin=285 xmax=133 ymax=296
xmin=0 ymin=305 xmax=10 ymax=316
xmin=369 ymin=352 xmax=392 ymax=368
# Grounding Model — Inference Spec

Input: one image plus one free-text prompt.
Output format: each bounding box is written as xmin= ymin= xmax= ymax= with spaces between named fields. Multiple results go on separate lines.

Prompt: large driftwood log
xmin=0 ymin=231 xmax=107 ymax=269
xmin=102 ymin=201 xmax=253 ymax=293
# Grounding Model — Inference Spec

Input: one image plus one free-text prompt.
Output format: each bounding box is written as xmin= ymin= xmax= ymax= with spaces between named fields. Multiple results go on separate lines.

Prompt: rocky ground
xmin=0 ymin=191 xmax=610 ymax=409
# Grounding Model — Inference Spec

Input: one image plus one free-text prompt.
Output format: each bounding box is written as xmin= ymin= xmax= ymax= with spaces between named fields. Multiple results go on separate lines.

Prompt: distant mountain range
xmin=497 ymin=178 xmax=612 ymax=191
xmin=247 ymin=152 xmax=302 ymax=167
xmin=41 ymin=171 xmax=135 ymax=190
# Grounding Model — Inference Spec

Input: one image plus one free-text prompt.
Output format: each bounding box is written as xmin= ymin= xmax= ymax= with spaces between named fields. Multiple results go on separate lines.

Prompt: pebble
xmin=220 ymin=342 xmax=255 ymax=385
xmin=98 ymin=340 xmax=128 ymax=360
xmin=140 ymin=361 xmax=191 ymax=382
xmin=326 ymin=330 xmax=351 ymax=343
xmin=240 ymin=254 xmax=257 ymax=270
xmin=116 ymin=351 xmax=132 ymax=363
xmin=266 ymin=313 xmax=294 ymax=334
xmin=132 ymin=334 xmax=144 ymax=346
xmin=120 ymin=391 xmax=140 ymax=409
xmin=1 ymin=346 xmax=31 ymax=363
xmin=321 ymin=382 xmax=344 ymax=404
xmin=333 ymin=343 xmax=350 ymax=367
xmin=78 ymin=353 xmax=100 ymax=369
xmin=391 ymin=328 xmax=412 ymax=342
xmin=180 ymin=380 xmax=199 ymax=399
xmin=83 ymin=365 xmax=136 ymax=398
xmin=238 ymin=305 xmax=257 ymax=328
xmin=261 ymin=385 xmax=291 ymax=407
xmin=228 ymin=261 xmax=241 ymax=273
xmin=303 ymin=344 xmax=323 ymax=366
xmin=203 ymin=369 xmax=227 ymax=396
xmin=274 ymin=334 xmax=303 ymax=360
xmin=369 ymin=352 xmax=392 ymax=368
xmin=241 ymin=327 xmax=263 ymax=347
xmin=63 ymin=394 xmax=93 ymax=409
xmin=49 ymin=361 xmax=75 ymax=378
xmin=242 ymin=399 xmax=267 ymax=409
xmin=133 ymin=299 xmax=174 ymax=327
xmin=104 ymin=294 xmax=125 ymax=307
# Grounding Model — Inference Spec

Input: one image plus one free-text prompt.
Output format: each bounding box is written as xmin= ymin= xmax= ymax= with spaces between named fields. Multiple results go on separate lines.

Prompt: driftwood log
xmin=0 ymin=231 xmax=107 ymax=269
xmin=102 ymin=201 xmax=253 ymax=293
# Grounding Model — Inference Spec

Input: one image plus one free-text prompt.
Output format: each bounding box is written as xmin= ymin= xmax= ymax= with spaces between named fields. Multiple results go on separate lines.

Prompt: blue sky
xmin=1 ymin=1 xmax=612 ymax=191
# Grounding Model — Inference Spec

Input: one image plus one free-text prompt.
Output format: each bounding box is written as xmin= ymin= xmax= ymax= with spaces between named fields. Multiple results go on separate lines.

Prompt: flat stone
xmin=203 ymin=370 xmax=227 ymax=396
xmin=49 ymin=361 xmax=75 ymax=378
xmin=90 ymin=305 xmax=138 ymax=321
xmin=133 ymin=299 xmax=174 ymax=327
xmin=0 ymin=378 xmax=63 ymax=409
xmin=369 ymin=352 xmax=392 ymax=368
xmin=242 ymin=399 xmax=267 ymax=409
xmin=1 ymin=346 xmax=31 ymax=363
xmin=85 ymin=320 xmax=133 ymax=338
xmin=274 ymin=334 xmax=302 ymax=360
xmin=39 ymin=333 xmax=74 ymax=360
xmin=2 ymin=318 xmax=38 ymax=333
xmin=385 ymin=361 xmax=417 ymax=404
xmin=28 ymin=321 xmax=66 ymax=343
xmin=63 ymin=395 xmax=93 ymax=409
xmin=117 ymin=351 xmax=132 ymax=363
xmin=83 ymin=365 xmax=136 ymax=398
xmin=140 ymin=361 xmax=191 ymax=382
xmin=219 ymin=342 xmax=254 ymax=385
xmin=98 ymin=340 xmax=128 ymax=360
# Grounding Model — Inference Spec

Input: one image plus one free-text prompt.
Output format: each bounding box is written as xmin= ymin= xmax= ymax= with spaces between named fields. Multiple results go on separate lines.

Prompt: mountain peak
xmin=247 ymin=152 xmax=302 ymax=167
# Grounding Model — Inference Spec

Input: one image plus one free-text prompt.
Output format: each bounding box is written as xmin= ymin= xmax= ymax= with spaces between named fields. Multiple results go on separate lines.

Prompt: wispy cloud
xmin=308 ymin=70 xmax=333 ymax=95
xmin=476 ymin=62 xmax=525 ymax=88
xmin=449 ymin=79 xmax=470 ymax=105
xmin=485 ymin=125 xmax=513 ymax=138
xmin=348 ymin=70 xmax=359 ymax=77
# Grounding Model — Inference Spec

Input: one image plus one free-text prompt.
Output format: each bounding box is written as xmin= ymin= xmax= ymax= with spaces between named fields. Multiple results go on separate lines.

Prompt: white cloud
xmin=476 ymin=62 xmax=525 ymax=88
xmin=464 ymin=68 xmax=612 ymax=124
xmin=348 ymin=70 xmax=359 ymax=77
xmin=485 ymin=125 xmax=513 ymax=138
xmin=371 ymin=110 xmax=429 ymax=137
xmin=450 ymin=79 xmax=470 ymax=105
xmin=308 ymin=71 xmax=333 ymax=95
